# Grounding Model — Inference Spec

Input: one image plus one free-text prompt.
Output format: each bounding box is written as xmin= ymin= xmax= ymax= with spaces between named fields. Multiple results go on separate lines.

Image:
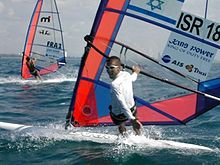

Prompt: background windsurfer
xmin=26 ymin=56 xmax=42 ymax=80
xmin=106 ymin=56 xmax=142 ymax=136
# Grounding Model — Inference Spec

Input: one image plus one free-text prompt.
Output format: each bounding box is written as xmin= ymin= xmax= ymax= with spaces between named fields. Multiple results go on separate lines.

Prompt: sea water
xmin=0 ymin=55 xmax=219 ymax=165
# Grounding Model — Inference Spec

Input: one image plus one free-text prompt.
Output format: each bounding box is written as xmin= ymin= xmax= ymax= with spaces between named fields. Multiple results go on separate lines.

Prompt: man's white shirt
xmin=110 ymin=71 xmax=137 ymax=120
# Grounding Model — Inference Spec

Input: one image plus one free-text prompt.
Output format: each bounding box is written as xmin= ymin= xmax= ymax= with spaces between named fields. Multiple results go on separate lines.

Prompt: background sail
xmin=68 ymin=0 xmax=220 ymax=126
xmin=21 ymin=0 xmax=66 ymax=79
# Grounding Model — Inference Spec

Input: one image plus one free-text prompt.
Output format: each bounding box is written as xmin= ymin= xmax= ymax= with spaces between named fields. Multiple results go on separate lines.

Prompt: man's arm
xmin=131 ymin=66 xmax=140 ymax=81
xmin=132 ymin=65 xmax=141 ymax=74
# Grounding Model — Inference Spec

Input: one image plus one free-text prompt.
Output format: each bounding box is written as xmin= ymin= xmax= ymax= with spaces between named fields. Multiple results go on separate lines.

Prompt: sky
xmin=0 ymin=0 xmax=220 ymax=57
xmin=0 ymin=0 xmax=100 ymax=56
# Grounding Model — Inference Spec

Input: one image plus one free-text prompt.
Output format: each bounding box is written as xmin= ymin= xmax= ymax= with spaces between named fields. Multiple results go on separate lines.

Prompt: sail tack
xmin=21 ymin=0 xmax=66 ymax=79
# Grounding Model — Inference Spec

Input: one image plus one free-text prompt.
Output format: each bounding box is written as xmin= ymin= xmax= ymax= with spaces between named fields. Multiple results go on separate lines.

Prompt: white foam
xmin=0 ymin=122 xmax=215 ymax=152
xmin=67 ymin=132 xmax=213 ymax=151
xmin=0 ymin=76 xmax=76 ymax=85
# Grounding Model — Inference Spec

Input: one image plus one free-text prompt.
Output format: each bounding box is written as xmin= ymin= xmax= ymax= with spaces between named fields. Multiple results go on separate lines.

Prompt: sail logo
xmin=47 ymin=41 xmax=62 ymax=49
xmin=185 ymin=64 xmax=194 ymax=72
xmin=162 ymin=55 xmax=171 ymax=63
xmin=185 ymin=64 xmax=206 ymax=76
xmin=39 ymin=30 xmax=50 ymax=35
xmin=41 ymin=16 xmax=51 ymax=23
xmin=82 ymin=106 xmax=92 ymax=116
xmin=194 ymin=68 xmax=207 ymax=76
xmin=146 ymin=0 xmax=164 ymax=11
xmin=176 ymin=11 xmax=220 ymax=44
xmin=171 ymin=60 xmax=184 ymax=67
xmin=162 ymin=55 xmax=184 ymax=67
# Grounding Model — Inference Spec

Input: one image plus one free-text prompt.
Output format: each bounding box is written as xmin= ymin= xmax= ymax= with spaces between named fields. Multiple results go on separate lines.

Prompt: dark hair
xmin=107 ymin=56 xmax=121 ymax=65
xmin=26 ymin=56 xmax=30 ymax=61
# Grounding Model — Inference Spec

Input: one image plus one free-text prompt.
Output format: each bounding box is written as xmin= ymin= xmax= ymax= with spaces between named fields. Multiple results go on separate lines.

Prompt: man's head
xmin=26 ymin=56 xmax=30 ymax=62
xmin=106 ymin=56 xmax=121 ymax=79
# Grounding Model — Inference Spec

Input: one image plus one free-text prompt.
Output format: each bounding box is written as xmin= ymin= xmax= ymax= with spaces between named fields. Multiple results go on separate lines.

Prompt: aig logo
xmin=162 ymin=55 xmax=184 ymax=67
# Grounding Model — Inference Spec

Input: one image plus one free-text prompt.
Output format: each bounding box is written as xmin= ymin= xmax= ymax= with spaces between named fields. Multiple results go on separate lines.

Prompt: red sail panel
xmin=137 ymin=94 xmax=197 ymax=123
xmin=71 ymin=0 xmax=127 ymax=126
xmin=96 ymin=94 xmax=197 ymax=125
xmin=73 ymin=81 xmax=98 ymax=126
xmin=21 ymin=0 xmax=43 ymax=79
xmin=152 ymin=94 xmax=197 ymax=121
xmin=39 ymin=63 xmax=58 ymax=75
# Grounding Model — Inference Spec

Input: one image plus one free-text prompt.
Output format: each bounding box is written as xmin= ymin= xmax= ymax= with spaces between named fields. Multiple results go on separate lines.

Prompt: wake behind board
xmin=68 ymin=132 xmax=213 ymax=151
xmin=0 ymin=121 xmax=213 ymax=151
xmin=0 ymin=77 xmax=76 ymax=85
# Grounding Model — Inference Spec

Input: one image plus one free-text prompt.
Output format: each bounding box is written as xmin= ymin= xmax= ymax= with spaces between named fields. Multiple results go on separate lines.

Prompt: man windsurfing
xmin=26 ymin=56 xmax=42 ymax=80
xmin=106 ymin=56 xmax=143 ymax=136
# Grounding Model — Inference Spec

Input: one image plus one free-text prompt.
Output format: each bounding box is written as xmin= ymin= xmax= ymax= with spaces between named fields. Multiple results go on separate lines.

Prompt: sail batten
xmin=39 ymin=11 xmax=59 ymax=14
xmin=37 ymin=25 xmax=62 ymax=32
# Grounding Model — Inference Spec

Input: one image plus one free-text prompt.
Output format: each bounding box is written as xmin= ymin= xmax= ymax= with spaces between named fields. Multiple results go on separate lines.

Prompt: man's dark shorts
xmin=30 ymin=70 xmax=38 ymax=77
xmin=110 ymin=105 xmax=137 ymax=125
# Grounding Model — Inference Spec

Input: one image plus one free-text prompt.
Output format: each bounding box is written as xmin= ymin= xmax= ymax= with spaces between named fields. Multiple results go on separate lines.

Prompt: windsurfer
xmin=106 ymin=56 xmax=142 ymax=136
xmin=26 ymin=56 xmax=42 ymax=80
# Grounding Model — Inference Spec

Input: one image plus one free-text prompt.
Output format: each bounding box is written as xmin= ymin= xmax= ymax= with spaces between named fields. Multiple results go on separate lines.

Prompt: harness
xmin=26 ymin=61 xmax=35 ymax=72
xmin=110 ymin=105 xmax=137 ymax=122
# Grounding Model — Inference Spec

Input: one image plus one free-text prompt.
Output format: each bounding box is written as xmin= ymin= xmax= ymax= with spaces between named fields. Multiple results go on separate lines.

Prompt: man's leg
xmin=131 ymin=107 xmax=142 ymax=135
xmin=118 ymin=122 xmax=126 ymax=135
xmin=131 ymin=119 xmax=142 ymax=135
xmin=36 ymin=71 xmax=42 ymax=81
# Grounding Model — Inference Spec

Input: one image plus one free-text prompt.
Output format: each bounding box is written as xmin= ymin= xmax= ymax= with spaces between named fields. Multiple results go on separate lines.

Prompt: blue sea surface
xmin=0 ymin=55 xmax=219 ymax=165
